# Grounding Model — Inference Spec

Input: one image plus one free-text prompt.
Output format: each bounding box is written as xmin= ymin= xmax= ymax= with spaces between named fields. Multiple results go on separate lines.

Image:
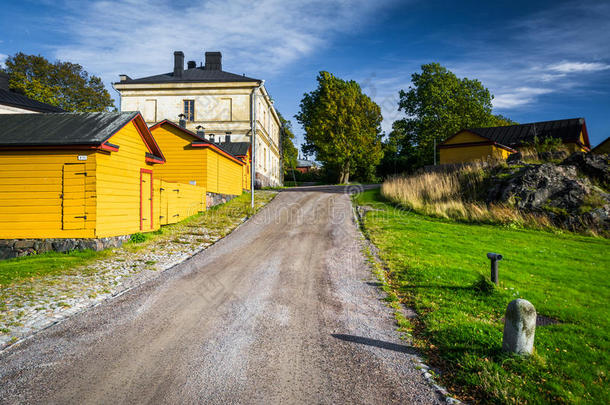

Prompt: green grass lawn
xmin=0 ymin=191 xmax=275 ymax=288
xmin=354 ymin=188 xmax=609 ymax=404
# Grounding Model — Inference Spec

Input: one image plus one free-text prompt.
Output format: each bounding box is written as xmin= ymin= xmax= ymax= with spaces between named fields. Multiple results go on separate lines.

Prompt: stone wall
xmin=0 ymin=235 xmax=130 ymax=260
xmin=255 ymin=172 xmax=280 ymax=188
xmin=206 ymin=191 xmax=238 ymax=208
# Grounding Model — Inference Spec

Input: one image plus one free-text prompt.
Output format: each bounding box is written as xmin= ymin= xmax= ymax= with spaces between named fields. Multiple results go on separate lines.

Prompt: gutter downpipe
xmin=251 ymin=80 xmax=265 ymax=208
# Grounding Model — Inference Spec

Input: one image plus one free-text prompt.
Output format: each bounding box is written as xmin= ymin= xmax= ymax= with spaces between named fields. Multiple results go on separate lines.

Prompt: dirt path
xmin=0 ymin=186 xmax=442 ymax=404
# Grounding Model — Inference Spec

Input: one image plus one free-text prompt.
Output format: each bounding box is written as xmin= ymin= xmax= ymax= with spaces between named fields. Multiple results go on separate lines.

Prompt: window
xmin=143 ymin=99 xmax=157 ymax=122
xmin=183 ymin=100 xmax=195 ymax=121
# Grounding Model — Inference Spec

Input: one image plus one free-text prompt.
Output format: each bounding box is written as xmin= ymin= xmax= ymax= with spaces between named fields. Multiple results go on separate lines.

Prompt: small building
xmin=0 ymin=72 xmax=64 ymax=114
xmin=216 ymin=141 xmax=251 ymax=191
xmin=591 ymin=137 xmax=610 ymax=155
xmin=439 ymin=118 xmax=591 ymax=165
xmin=0 ymin=112 xmax=167 ymax=239
xmin=149 ymin=120 xmax=245 ymax=199
xmin=295 ymin=159 xmax=317 ymax=174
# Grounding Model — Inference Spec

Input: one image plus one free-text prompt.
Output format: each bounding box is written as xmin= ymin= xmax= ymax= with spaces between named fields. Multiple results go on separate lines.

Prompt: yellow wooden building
xmin=217 ymin=141 xmax=251 ymax=191
xmin=149 ymin=120 xmax=245 ymax=197
xmin=439 ymin=118 xmax=591 ymax=165
xmin=591 ymin=137 xmax=610 ymax=155
xmin=0 ymin=112 xmax=184 ymax=239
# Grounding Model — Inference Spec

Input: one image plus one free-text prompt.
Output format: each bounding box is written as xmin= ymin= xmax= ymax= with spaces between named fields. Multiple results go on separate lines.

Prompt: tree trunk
xmin=339 ymin=161 xmax=350 ymax=184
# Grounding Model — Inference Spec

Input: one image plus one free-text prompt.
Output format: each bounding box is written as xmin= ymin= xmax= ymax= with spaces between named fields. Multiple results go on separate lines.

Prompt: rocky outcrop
xmin=561 ymin=152 xmax=610 ymax=188
xmin=488 ymin=154 xmax=610 ymax=232
xmin=488 ymin=164 xmax=593 ymax=211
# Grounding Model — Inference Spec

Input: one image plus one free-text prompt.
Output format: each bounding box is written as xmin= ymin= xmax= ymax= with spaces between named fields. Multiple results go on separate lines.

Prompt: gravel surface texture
xmin=0 ymin=186 xmax=443 ymax=404
xmin=0 ymin=192 xmax=276 ymax=350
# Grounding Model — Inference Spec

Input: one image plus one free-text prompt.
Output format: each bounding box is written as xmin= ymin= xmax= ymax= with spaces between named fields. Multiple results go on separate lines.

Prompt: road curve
xmin=0 ymin=186 xmax=442 ymax=404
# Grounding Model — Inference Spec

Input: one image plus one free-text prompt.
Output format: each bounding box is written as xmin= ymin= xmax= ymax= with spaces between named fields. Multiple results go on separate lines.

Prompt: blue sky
xmin=1 ymin=0 xmax=609 ymax=150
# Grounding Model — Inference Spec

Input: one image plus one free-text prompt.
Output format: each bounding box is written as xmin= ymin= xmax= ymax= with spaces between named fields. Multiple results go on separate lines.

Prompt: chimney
xmin=0 ymin=72 xmax=9 ymax=90
xmin=196 ymin=125 xmax=205 ymax=138
xmin=178 ymin=113 xmax=186 ymax=128
xmin=187 ymin=61 xmax=196 ymax=69
xmin=174 ymin=51 xmax=184 ymax=78
xmin=119 ymin=74 xmax=131 ymax=82
xmin=205 ymin=52 xmax=222 ymax=71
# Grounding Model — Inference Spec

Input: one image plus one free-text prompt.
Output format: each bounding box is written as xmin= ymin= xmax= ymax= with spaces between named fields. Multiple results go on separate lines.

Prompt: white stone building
xmin=113 ymin=51 xmax=282 ymax=187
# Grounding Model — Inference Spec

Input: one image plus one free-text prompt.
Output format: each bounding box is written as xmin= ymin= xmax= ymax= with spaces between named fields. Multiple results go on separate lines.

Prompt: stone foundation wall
xmin=0 ymin=235 xmax=130 ymax=260
xmin=206 ymin=192 xmax=238 ymax=208
xmin=255 ymin=172 xmax=281 ymax=189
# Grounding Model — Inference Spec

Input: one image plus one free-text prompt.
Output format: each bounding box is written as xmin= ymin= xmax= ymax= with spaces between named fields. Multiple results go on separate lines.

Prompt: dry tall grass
xmin=381 ymin=162 xmax=553 ymax=229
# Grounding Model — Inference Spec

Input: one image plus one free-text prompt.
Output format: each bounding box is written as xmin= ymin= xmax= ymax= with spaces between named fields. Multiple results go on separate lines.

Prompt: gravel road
xmin=0 ymin=186 xmax=443 ymax=404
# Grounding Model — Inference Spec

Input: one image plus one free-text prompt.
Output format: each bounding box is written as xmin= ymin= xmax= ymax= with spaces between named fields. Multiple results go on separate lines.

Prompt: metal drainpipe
xmin=251 ymin=80 xmax=265 ymax=208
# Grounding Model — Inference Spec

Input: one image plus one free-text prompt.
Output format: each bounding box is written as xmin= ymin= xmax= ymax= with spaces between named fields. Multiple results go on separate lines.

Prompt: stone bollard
xmin=502 ymin=298 xmax=536 ymax=355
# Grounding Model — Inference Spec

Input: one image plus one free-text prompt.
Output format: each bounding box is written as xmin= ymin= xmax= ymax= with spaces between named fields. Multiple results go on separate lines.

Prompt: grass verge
xmin=0 ymin=191 xmax=275 ymax=287
xmin=353 ymin=188 xmax=609 ymax=404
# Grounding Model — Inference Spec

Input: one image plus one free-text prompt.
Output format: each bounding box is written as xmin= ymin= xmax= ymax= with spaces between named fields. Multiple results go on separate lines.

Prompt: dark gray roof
xmin=0 ymin=89 xmax=64 ymax=113
xmin=296 ymin=159 xmax=315 ymax=168
xmin=216 ymin=141 xmax=250 ymax=156
xmin=0 ymin=112 xmax=139 ymax=146
xmin=118 ymin=66 xmax=260 ymax=85
xmin=465 ymin=118 xmax=590 ymax=148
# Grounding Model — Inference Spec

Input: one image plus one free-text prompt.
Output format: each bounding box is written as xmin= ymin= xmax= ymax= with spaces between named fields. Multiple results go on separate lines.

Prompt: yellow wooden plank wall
xmin=154 ymin=179 xmax=206 ymax=225
xmin=0 ymin=150 xmax=96 ymax=238
xmin=440 ymin=144 xmax=506 ymax=164
xmin=242 ymin=150 xmax=251 ymax=191
xmin=444 ymin=131 xmax=488 ymax=145
xmin=150 ymin=126 xmax=207 ymax=186
xmin=205 ymin=149 xmax=243 ymax=196
xmin=95 ymin=121 xmax=159 ymax=237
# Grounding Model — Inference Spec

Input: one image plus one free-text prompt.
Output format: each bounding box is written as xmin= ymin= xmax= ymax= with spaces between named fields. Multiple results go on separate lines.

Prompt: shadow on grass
xmin=331 ymin=334 xmax=419 ymax=355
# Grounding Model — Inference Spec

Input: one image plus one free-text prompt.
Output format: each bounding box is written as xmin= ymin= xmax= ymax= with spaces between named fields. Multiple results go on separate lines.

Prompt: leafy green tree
xmin=392 ymin=63 xmax=512 ymax=168
xmin=377 ymin=119 xmax=420 ymax=177
xmin=296 ymin=71 xmax=383 ymax=183
xmin=2 ymin=52 xmax=115 ymax=112
xmin=278 ymin=111 xmax=298 ymax=174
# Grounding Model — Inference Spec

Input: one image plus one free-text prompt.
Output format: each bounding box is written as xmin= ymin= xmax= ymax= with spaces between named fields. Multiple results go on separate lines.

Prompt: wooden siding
xmin=95 ymin=121 xmax=158 ymax=238
xmin=154 ymin=179 xmax=206 ymax=225
xmin=150 ymin=124 xmax=243 ymax=196
xmin=150 ymin=125 xmax=207 ymax=186
xmin=205 ymin=148 xmax=243 ymax=195
xmin=0 ymin=150 xmax=97 ymax=238
xmin=241 ymin=149 xmax=251 ymax=191
xmin=439 ymin=144 xmax=510 ymax=165
xmin=443 ymin=131 xmax=488 ymax=145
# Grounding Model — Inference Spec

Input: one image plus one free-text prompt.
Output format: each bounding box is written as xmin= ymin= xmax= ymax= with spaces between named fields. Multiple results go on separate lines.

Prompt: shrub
xmin=129 ymin=232 xmax=147 ymax=243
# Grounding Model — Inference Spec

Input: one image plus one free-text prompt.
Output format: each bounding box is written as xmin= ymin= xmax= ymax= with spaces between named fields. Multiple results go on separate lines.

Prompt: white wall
xmin=117 ymin=83 xmax=282 ymax=186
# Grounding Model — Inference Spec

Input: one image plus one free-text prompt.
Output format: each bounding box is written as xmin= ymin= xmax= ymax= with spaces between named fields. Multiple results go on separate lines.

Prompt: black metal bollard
xmin=487 ymin=252 xmax=503 ymax=285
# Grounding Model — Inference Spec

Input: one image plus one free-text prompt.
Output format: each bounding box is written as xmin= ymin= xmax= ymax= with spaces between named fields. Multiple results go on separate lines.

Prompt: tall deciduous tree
xmin=278 ymin=111 xmax=298 ymax=174
xmin=296 ymin=71 xmax=383 ymax=183
xmin=2 ymin=52 xmax=115 ymax=112
xmin=392 ymin=63 xmax=513 ymax=168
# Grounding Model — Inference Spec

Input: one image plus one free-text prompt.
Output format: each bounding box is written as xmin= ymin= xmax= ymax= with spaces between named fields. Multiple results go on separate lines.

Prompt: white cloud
xmin=52 ymin=0 xmax=396 ymax=89
xmin=0 ymin=54 xmax=7 ymax=69
xmin=548 ymin=61 xmax=610 ymax=73
xmin=492 ymin=87 xmax=553 ymax=109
